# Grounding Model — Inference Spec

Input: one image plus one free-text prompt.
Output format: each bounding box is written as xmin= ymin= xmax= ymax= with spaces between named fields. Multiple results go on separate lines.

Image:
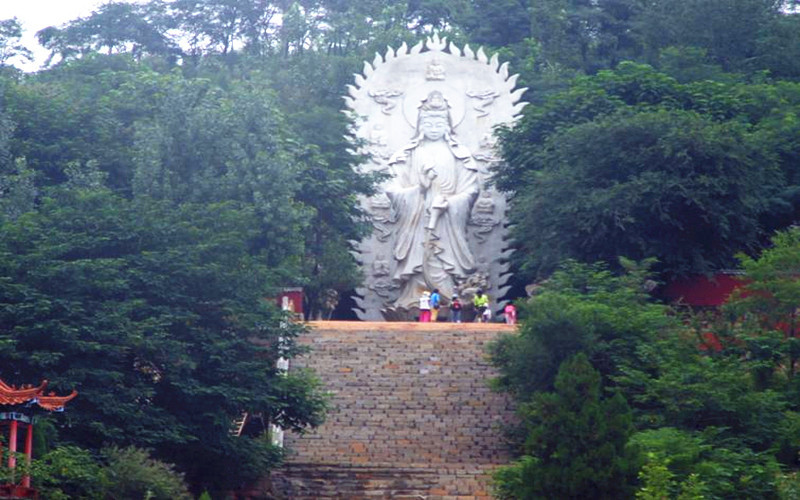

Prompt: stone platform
xmin=267 ymin=321 xmax=517 ymax=499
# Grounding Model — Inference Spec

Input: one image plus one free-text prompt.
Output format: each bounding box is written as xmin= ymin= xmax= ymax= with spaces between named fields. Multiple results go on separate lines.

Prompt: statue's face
xmin=420 ymin=115 xmax=448 ymax=141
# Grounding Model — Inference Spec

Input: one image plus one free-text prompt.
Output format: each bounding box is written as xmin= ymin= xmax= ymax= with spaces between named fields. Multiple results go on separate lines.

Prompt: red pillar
xmin=22 ymin=422 xmax=33 ymax=487
xmin=8 ymin=419 xmax=17 ymax=480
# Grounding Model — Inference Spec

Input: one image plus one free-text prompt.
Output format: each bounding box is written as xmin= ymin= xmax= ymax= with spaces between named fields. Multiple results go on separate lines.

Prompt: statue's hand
xmin=432 ymin=195 xmax=449 ymax=210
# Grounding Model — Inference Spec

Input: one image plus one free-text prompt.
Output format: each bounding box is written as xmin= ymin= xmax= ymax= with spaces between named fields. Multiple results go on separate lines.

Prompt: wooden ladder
xmin=231 ymin=412 xmax=248 ymax=437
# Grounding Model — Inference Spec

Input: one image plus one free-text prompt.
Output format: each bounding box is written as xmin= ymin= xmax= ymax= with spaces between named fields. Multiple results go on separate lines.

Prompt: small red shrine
xmin=0 ymin=379 xmax=77 ymax=499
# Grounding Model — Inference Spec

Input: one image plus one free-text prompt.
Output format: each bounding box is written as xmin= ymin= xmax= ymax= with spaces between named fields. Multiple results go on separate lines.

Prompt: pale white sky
xmin=0 ymin=0 xmax=128 ymax=71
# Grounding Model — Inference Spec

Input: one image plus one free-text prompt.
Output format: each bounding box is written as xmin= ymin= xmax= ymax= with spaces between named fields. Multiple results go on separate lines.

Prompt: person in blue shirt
xmin=430 ymin=289 xmax=441 ymax=322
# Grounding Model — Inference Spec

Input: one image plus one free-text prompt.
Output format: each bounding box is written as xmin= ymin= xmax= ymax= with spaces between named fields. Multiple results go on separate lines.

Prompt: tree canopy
xmin=0 ymin=185 xmax=326 ymax=493
xmin=496 ymin=63 xmax=800 ymax=280
xmin=491 ymin=241 xmax=800 ymax=498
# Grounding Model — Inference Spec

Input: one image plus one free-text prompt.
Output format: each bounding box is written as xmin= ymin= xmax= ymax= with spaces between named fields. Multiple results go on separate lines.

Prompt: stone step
xmin=265 ymin=321 xmax=516 ymax=498
xmin=269 ymin=463 xmax=496 ymax=499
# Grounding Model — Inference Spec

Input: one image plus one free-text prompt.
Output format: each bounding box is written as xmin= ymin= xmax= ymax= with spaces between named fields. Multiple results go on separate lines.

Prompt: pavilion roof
xmin=0 ymin=379 xmax=77 ymax=411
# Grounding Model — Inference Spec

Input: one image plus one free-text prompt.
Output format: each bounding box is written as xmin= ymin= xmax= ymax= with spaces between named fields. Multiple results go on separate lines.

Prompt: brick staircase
xmin=267 ymin=321 xmax=517 ymax=499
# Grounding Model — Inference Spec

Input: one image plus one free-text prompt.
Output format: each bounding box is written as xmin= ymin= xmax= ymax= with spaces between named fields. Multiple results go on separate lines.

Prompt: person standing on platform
xmin=430 ymin=288 xmax=441 ymax=322
xmin=473 ymin=289 xmax=489 ymax=322
xmin=450 ymin=294 xmax=462 ymax=323
xmin=504 ymin=303 xmax=517 ymax=325
xmin=419 ymin=290 xmax=432 ymax=322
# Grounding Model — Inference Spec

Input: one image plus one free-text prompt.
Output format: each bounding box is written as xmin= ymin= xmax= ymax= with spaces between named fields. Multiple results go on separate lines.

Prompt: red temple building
xmin=660 ymin=272 xmax=745 ymax=307
xmin=0 ymin=379 xmax=77 ymax=499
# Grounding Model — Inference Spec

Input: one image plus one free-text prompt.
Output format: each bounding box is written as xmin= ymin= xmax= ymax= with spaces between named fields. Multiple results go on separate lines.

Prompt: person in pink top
xmin=504 ymin=303 xmax=517 ymax=325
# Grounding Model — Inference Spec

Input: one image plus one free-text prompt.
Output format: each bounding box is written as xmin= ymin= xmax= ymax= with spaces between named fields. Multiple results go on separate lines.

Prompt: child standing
xmin=450 ymin=294 xmax=462 ymax=323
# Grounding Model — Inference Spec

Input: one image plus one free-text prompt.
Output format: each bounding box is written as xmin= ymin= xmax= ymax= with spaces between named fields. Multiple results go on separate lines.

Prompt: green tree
xmin=37 ymin=2 xmax=177 ymax=66
xmin=491 ymin=260 xmax=793 ymax=498
xmin=0 ymin=158 xmax=36 ymax=220
xmin=493 ymin=353 xmax=640 ymax=499
xmin=101 ymin=446 xmax=192 ymax=500
xmin=755 ymin=12 xmax=800 ymax=79
xmin=635 ymin=0 xmax=785 ymax=72
xmin=722 ymin=228 xmax=800 ymax=388
xmin=614 ymin=311 xmax=791 ymax=497
xmin=628 ymin=427 xmax=783 ymax=498
xmin=489 ymin=260 xmax=676 ymax=399
xmin=0 ymin=18 xmax=32 ymax=67
xmin=510 ymin=109 xmax=779 ymax=278
xmin=29 ymin=445 xmax=193 ymax=500
xmin=0 ymin=103 xmax=35 ymax=220
xmin=729 ymin=226 xmax=800 ymax=338
xmin=31 ymin=446 xmax=106 ymax=500
xmin=0 ymin=187 xmax=326 ymax=493
xmin=527 ymin=0 xmax=641 ymax=74
xmin=130 ymin=73 xmax=308 ymax=265
xmin=457 ymin=0 xmax=530 ymax=48
xmin=496 ymin=63 xmax=798 ymax=281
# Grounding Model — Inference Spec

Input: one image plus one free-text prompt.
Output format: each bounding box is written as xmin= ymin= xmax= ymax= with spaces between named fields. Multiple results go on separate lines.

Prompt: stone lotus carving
xmin=346 ymin=34 xmax=526 ymax=320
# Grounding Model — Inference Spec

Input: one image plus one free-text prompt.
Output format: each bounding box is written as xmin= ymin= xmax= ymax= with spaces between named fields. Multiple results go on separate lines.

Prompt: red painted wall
xmin=660 ymin=274 xmax=745 ymax=307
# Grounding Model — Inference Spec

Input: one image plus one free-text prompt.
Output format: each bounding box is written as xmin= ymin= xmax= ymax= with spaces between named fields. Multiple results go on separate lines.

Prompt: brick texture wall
xmin=267 ymin=321 xmax=517 ymax=499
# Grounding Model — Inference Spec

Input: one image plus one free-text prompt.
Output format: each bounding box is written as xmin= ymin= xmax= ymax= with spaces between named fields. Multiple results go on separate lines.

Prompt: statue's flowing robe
xmin=387 ymin=135 xmax=479 ymax=308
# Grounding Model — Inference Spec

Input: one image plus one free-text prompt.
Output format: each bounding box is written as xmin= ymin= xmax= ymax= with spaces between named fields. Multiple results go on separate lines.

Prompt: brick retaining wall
xmin=267 ymin=321 xmax=517 ymax=499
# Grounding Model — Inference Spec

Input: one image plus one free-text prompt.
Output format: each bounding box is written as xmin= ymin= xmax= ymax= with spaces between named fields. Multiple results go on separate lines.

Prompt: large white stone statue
xmin=347 ymin=35 xmax=526 ymax=320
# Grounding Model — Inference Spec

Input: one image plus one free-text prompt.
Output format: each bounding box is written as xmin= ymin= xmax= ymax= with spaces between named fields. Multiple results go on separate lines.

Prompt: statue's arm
xmin=387 ymin=150 xmax=428 ymax=199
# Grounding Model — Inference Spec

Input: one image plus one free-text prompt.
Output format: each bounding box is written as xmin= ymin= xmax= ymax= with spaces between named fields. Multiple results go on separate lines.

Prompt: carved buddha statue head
xmin=416 ymin=90 xmax=453 ymax=142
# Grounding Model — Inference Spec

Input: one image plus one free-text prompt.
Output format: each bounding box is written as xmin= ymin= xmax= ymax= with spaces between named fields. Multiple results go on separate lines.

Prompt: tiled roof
xmin=0 ymin=379 xmax=77 ymax=411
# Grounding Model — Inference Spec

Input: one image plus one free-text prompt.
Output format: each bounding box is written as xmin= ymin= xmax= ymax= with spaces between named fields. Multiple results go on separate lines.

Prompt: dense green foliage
xmin=490 ymin=258 xmax=675 ymax=398
xmin=0 ymin=186 xmax=326 ymax=492
xmin=493 ymin=353 xmax=639 ymax=499
xmin=0 ymin=54 xmax=374 ymax=317
xmin=21 ymin=445 xmax=191 ymax=499
xmin=486 ymin=9 xmax=800 ymax=495
xmin=497 ymin=63 xmax=800 ymax=279
xmin=491 ymin=230 xmax=800 ymax=498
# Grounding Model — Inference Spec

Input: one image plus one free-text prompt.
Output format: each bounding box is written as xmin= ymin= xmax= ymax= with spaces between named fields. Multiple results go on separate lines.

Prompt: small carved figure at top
xmin=426 ymin=59 xmax=446 ymax=81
